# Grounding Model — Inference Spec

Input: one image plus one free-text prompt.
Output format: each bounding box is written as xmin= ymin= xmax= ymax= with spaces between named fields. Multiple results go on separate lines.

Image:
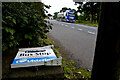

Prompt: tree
xmin=76 ymin=2 xmax=100 ymax=23
xmin=60 ymin=7 xmax=71 ymax=12
xmin=53 ymin=12 xmax=59 ymax=19
xmin=2 ymin=2 xmax=52 ymax=52
xmin=91 ymin=2 xmax=120 ymax=80
xmin=48 ymin=13 xmax=52 ymax=16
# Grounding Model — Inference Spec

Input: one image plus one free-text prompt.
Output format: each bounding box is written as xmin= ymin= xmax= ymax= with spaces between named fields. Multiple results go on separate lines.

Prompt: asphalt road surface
xmin=46 ymin=19 xmax=98 ymax=69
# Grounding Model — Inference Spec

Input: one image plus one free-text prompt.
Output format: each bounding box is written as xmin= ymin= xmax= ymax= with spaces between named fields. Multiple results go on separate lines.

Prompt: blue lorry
xmin=57 ymin=10 xmax=75 ymax=23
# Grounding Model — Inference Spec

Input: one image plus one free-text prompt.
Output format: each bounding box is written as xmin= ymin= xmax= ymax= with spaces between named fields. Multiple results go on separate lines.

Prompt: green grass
xmin=75 ymin=20 xmax=98 ymax=27
xmin=62 ymin=58 xmax=91 ymax=79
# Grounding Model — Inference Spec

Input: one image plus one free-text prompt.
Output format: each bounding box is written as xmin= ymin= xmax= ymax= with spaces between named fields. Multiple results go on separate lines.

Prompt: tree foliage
xmin=48 ymin=13 xmax=52 ymax=16
xmin=60 ymin=7 xmax=71 ymax=12
xmin=76 ymin=2 xmax=100 ymax=23
xmin=2 ymin=2 xmax=52 ymax=52
xmin=53 ymin=12 xmax=59 ymax=19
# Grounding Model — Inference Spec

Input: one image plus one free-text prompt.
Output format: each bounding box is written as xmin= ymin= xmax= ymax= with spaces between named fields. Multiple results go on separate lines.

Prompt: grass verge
xmin=46 ymin=37 xmax=91 ymax=79
xmin=75 ymin=21 xmax=98 ymax=27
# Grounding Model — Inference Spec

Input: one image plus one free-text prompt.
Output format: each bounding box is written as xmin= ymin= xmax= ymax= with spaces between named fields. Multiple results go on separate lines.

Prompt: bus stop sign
xmin=11 ymin=45 xmax=62 ymax=68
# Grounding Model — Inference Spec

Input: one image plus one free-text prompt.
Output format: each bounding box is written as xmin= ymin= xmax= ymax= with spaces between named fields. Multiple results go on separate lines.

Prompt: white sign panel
xmin=11 ymin=45 xmax=61 ymax=68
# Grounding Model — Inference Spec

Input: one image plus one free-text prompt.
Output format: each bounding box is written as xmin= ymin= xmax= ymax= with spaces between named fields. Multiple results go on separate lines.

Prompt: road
xmin=46 ymin=19 xmax=98 ymax=69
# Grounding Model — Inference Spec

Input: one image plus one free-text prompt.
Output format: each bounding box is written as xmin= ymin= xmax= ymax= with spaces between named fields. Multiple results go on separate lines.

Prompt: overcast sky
xmin=41 ymin=0 xmax=78 ymax=15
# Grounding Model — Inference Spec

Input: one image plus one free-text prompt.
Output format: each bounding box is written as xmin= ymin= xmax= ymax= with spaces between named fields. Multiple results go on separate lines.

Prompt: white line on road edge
xmin=78 ymin=28 xmax=82 ymax=31
xmin=88 ymin=31 xmax=95 ymax=35
xmin=75 ymin=24 xmax=97 ymax=29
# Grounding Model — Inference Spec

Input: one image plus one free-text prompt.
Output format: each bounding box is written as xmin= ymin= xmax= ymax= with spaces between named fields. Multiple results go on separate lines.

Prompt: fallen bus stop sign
xmin=11 ymin=45 xmax=62 ymax=68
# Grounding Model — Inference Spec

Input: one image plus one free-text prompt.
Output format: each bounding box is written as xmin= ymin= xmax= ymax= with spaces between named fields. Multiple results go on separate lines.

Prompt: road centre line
xmin=78 ymin=28 xmax=82 ymax=31
xmin=71 ymin=27 xmax=75 ymax=28
xmin=88 ymin=31 xmax=95 ymax=35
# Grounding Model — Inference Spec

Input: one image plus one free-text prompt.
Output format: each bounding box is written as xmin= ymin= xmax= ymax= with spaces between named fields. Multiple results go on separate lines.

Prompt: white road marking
xmin=74 ymin=24 xmax=97 ymax=29
xmin=66 ymin=23 xmax=71 ymax=24
xmin=78 ymin=28 xmax=82 ymax=31
xmin=88 ymin=31 xmax=95 ymax=35
xmin=65 ymin=25 xmax=68 ymax=26
xmin=71 ymin=27 xmax=75 ymax=28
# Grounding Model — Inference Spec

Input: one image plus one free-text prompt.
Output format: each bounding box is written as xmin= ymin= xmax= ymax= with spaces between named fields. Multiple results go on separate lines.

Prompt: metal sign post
xmin=11 ymin=45 xmax=62 ymax=68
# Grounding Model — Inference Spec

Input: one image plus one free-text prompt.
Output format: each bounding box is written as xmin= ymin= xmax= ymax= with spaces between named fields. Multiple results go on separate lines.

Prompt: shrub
xmin=2 ymin=2 xmax=52 ymax=51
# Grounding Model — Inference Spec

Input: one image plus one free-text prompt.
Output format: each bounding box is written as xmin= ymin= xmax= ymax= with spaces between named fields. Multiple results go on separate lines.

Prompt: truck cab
xmin=64 ymin=10 xmax=75 ymax=23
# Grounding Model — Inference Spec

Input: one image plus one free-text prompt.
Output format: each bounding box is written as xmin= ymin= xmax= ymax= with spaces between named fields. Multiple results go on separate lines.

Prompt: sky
xmin=41 ymin=0 xmax=79 ymax=15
